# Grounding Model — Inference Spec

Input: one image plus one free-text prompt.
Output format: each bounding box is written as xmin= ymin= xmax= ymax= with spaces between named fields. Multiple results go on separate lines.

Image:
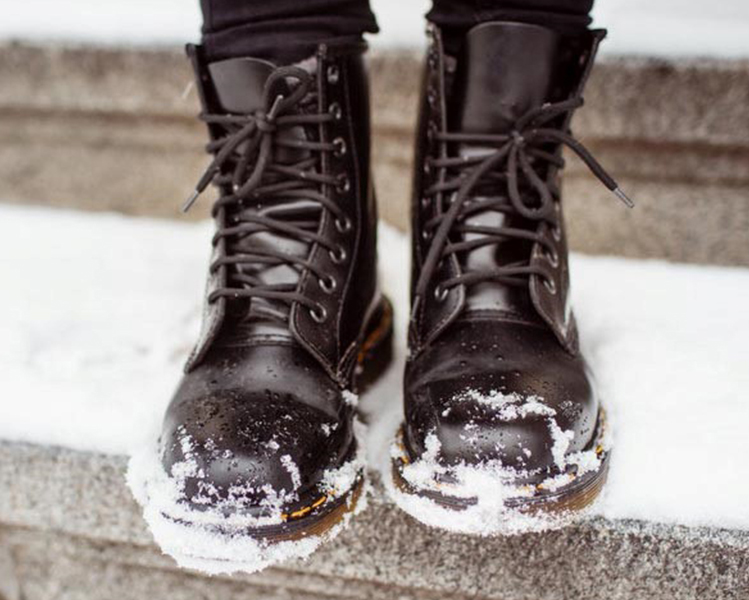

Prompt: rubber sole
xmin=166 ymin=296 xmax=394 ymax=545
xmin=391 ymin=409 xmax=611 ymax=520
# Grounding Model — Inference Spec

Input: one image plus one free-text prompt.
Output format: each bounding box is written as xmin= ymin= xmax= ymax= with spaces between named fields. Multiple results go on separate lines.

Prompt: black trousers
xmin=201 ymin=0 xmax=594 ymax=62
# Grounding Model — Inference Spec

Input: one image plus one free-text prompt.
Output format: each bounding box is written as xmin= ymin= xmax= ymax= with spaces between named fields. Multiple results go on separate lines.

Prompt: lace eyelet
xmin=543 ymin=278 xmax=557 ymax=295
xmin=421 ymin=196 xmax=430 ymax=209
xmin=434 ymin=285 xmax=449 ymax=302
xmin=551 ymin=225 xmax=562 ymax=242
xmin=545 ymin=248 xmax=559 ymax=268
xmin=335 ymin=216 xmax=352 ymax=233
xmin=329 ymin=102 xmax=342 ymax=120
xmin=421 ymin=229 xmax=432 ymax=241
xmin=319 ymin=275 xmax=337 ymax=294
xmin=329 ymin=245 xmax=347 ymax=264
xmin=327 ymin=65 xmax=340 ymax=84
xmin=333 ymin=137 xmax=347 ymax=158
xmin=310 ymin=303 xmax=328 ymax=323
xmin=336 ymin=174 xmax=351 ymax=194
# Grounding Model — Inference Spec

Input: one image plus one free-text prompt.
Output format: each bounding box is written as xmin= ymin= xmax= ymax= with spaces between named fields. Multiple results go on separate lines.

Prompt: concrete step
xmin=2 ymin=41 xmax=749 ymax=265
xmin=1 ymin=441 xmax=747 ymax=600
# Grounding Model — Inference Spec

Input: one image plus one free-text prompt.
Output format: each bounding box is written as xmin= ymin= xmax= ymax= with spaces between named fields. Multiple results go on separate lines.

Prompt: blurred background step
xmin=2 ymin=41 xmax=749 ymax=266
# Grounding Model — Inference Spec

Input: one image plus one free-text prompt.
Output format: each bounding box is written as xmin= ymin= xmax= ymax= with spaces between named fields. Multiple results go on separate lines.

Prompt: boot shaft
xmin=185 ymin=43 xmax=380 ymax=383
xmin=409 ymin=22 xmax=607 ymax=355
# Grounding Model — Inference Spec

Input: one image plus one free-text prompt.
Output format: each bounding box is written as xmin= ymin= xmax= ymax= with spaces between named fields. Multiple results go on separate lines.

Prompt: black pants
xmin=201 ymin=0 xmax=594 ymax=62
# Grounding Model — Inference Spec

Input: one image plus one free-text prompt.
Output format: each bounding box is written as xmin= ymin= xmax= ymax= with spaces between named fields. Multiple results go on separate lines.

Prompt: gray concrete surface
xmin=0 ymin=441 xmax=748 ymax=600
xmin=1 ymin=42 xmax=749 ymax=265
xmin=0 ymin=539 xmax=20 ymax=600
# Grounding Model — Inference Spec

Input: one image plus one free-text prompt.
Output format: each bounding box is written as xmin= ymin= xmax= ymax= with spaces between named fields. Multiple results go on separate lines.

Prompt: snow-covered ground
xmin=2 ymin=204 xmax=749 ymax=533
xmin=1 ymin=0 xmax=748 ymax=59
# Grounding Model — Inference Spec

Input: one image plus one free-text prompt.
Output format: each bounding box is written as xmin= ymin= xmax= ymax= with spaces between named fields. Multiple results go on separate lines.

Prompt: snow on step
xmin=1 ymin=204 xmax=748 ymax=533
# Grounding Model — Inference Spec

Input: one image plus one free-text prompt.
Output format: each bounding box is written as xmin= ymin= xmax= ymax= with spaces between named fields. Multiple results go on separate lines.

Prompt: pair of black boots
xmin=158 ymin=21 xmax=628 ymax=548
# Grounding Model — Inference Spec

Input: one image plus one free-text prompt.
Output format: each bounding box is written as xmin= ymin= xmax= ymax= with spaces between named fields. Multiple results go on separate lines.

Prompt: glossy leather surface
xmin=162 ymin=344 xmax=355 ymax=508
xmin=406 ymin=22 xmax=604 ymax=478
xmin=187 ymin=44 xmax=380 ymax=376
xmin=404 ymin=318 xmax=596 ymax=477
xmin=161 ymin=43 xmax=379 ymax=511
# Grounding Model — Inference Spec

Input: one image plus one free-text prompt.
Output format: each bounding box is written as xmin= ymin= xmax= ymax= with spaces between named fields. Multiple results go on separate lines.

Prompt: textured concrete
xmin=1 ymin=42 xmax=749 ymax=265
xmin=0 ymin=539 xmax=20 ymax=600
xmin=1 ymin=441 xmax=748 ymax=600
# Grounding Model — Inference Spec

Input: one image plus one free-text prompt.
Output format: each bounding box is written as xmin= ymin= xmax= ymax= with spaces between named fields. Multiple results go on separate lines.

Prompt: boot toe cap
xmin=404 ymin=319 xmax=598 ymax=478
xmin=160 ymin=388 xmax=353 ymax=514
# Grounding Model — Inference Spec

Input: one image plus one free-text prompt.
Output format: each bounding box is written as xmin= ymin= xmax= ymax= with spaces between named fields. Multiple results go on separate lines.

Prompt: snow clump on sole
xmin=127 ymin=421 xmax=368 ymax=575
xmin=387 ymin=390 xmax=609 ymax=536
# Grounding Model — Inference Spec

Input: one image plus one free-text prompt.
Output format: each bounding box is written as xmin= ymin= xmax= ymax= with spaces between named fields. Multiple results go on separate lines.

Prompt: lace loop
xmin=183 ymin=64 xmax=345 ymax=323
xmin=413 ymin=98 xmax=633 ymax=317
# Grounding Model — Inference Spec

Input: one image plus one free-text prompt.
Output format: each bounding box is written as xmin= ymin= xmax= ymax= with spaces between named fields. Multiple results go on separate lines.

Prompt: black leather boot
xmin=157 ymin=41 xmax=392 ymax=547
xmin=392 ymin=22 xmax=630 ymax=529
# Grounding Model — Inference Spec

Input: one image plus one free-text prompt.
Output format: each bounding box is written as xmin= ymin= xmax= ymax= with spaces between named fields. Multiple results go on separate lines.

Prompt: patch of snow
xmin=2 ymin=205 xmax=749 ymax=534
xmin=387 ymin=432 xmax=584 ymax=535
xmin=126 ymin=417 xmax=367 ymax=575
xmin=454 ymin=389 xmax=555 ymax=420
xmin=280 ymin=455 xmax=302 ymax=492
xmin=321 ymin=422 xmax=368 ymax=496
xmin=548 ymin=418 xmax=575 ymax=471
xmin=385 ymin=392 xmax=606 ymax=534
xmin=342 ymin=390 xmax=359 ymax=407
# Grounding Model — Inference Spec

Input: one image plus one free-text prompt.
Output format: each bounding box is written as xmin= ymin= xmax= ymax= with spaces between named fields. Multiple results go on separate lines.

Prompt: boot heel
xmin=356 ymin=297 xmax=394 ymax=393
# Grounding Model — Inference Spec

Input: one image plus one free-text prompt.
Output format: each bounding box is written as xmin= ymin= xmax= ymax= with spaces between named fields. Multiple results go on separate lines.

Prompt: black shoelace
xmin=183 ymin=66 xmax=349 ymax=324
xmin=412 ymin=97 xmax=633 ymax=316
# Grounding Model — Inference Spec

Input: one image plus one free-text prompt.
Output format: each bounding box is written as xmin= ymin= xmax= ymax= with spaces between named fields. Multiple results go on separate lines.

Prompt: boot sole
xmin=391 ymin=408 xmax=610 ymax=524
xmin=165 ymin=296 xmax=394 ymax=545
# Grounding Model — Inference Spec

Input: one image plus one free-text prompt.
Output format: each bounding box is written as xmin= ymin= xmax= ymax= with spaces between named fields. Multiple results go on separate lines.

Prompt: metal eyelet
xmin=310 ymin=303 xmax=328 ymax=323
xmin=551 ymin=224 xmax=562 ymax=242
xmin=329 ymin=102 xmax=342 ymax=120
xmin=319 ymin=275 xmax=337 ymax=294
xmin=333 ymin=137 xmax=347 ymax=158
xmin=421 ymin=229 xmax=432 ymax=241
xmin=327 ymin=64 xmax=340 ymax=84
xmin=545 ymin=248 xmax=559 ymax=268
xmin=329 ymin=245 xmax=347 ymax=264
xmin=335 ymin=216 xmax=352 ymax=233
xmin=336 ymin=174 xmax=351 ymax=194
xmin=434 ymin=285 xmax=449 ymax=302
xmin=421 ymin=196 xmax=430 ymax=209
xmin=543 ymin=278 xmax=557 ymax=295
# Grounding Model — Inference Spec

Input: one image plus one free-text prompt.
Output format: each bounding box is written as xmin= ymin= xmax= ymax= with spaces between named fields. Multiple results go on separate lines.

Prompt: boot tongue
xmin=449 ymin=23 xmax=561 ymax=315
xmin=450 ymin=22 xmax=561 ymax=134
xmin=208 ymin=56 xmax=286 ymax=114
